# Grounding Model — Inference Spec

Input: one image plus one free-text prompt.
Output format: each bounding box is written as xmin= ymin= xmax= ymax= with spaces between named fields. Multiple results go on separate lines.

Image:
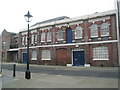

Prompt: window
xmin=57 ymin=29 xmax=63 ymax=41
xmin=74 ymin=26 xmax=82 ymax=39
xmin=42 ymin=50 xmax=51 ymax=60
xmin=31 ymin=51 xmax=37 ymax=60
xmin=35 ymin=34 xmax=37 ymax=43
xmin=31 ymin=34 xmax=34 ymax=44
xmin=2 ymin=42 xmax=6 ymax=47
xmin=22 ymin=37 xmax=25 ymax=46
xmin=41 ymin=32 xmax=45 ymax=42
xmin=90 ymin=24 xmax=98 ymax=37
xmin=25 ymin=36 xmax=27 ymax=45
xmin=47 ymin=31 xmax=52 ymax=42
xmin=100 ymin=22 xmax=109 ymax=36
xmin=93 ymin=46 xmax=109 ymax=60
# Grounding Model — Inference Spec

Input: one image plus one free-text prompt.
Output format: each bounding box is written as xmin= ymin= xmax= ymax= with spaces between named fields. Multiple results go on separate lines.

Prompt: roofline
xmin=20 ymin=10 xmax=116 ymax=32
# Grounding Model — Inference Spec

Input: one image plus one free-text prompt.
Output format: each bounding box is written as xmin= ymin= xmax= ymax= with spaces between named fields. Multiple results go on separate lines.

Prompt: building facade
xmin=1 ymin=30 xmax=18 ymax=62
xmin=17 ymin=10 xmax=119 ymax=67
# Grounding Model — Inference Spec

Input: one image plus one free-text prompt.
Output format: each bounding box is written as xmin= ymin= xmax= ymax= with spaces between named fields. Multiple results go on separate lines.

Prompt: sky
xmin=0 ymin=0 xmax=116 ymax=34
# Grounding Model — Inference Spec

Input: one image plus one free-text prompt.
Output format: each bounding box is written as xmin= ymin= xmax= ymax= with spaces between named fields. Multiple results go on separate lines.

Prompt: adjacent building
xmin=1 ymin=30 xmax=18 ymax=62
xmin=17 ymin=10 xmax=119 ymax=67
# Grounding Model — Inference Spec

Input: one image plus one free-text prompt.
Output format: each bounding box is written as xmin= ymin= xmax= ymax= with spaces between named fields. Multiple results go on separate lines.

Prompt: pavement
xmin=1 ymin=63 xmax=119 ymax=88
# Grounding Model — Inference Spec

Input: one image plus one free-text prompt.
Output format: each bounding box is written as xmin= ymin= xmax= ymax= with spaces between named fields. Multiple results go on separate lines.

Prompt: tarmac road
xmin=1 ymin=63 xmax=119 ymax=88
xmin=2 ymin=63 xmax=118 ymax=79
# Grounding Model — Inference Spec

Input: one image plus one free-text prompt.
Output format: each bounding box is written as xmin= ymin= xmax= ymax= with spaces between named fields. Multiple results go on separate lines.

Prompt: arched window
xmin=57 ymin=29 xmax=63 ymax=41
xmin=100 ymin=22 xmax=109 ymax=36
xmin=47 ymin=31 xmax=52 ymax=42
xmin=41 ymin=32 xmax=45 ymax=42
xmin=74 ymin=26 xmax=82 ymax=39
xmin=31 ymin=51 xmax=37 ymax=60
xmin=90 ymin=24 xmax=98 ymax=37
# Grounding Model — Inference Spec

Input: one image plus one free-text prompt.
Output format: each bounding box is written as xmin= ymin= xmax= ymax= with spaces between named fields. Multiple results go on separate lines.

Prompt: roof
xmin=20 ymin=10 xmax=116 ymax=32
xmin=31 ymin=16 xmax=69 ymax=27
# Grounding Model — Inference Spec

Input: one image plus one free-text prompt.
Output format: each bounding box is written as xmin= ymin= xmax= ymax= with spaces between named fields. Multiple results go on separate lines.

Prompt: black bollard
xmin=13 ymin=64 xmax=16 ymax=77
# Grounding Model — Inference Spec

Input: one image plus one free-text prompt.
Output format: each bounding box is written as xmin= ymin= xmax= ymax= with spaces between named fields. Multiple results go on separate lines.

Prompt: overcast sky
xmin=0 ymin=0 xmax=116 ymax=34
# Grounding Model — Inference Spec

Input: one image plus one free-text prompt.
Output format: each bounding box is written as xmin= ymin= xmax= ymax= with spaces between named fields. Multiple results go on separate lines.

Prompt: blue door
xmin=22 ymin=53 xmax=27 ymax=63
xmin=66 ymin=28 xmax=72 ymax=43
xmin=73 ymin=51 xmax=85 ymax=66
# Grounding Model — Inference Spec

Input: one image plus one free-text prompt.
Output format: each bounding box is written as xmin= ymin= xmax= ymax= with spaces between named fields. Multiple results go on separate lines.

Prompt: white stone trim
xmin=88 ymin=16 xmax=110 ymax=22
xmin=55 ymin=23 xmax=68 ymax=28
xmin=69 ymin=21 xmax=83 ymax=25
xmin=19 ymin=40 xmax=118 ymax=49
xmin=21 ymin=32 xmax=28 ymax=35
xmin=39 ymin=26 xmax=52 ymax=31
xmin=30 ymin=30 xmax=37 ymax=33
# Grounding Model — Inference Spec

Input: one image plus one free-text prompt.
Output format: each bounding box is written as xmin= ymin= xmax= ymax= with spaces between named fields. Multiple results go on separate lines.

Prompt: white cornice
xmin=20 ymin=10 xmax=116 ymax=32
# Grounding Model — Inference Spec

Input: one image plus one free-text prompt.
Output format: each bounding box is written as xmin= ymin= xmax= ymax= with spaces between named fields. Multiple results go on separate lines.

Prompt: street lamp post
xmin=24 ymin=11 xmax=33 ymax=79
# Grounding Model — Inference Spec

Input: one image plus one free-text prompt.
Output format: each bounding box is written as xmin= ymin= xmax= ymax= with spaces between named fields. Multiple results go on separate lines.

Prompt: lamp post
xmin=24 ymin=11 xmax=33 ymax=79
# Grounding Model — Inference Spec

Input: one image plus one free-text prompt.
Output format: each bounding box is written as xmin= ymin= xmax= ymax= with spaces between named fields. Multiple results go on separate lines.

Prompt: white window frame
xmin=35 ymin=34 xmax=37 ymax=43
xmin=93 ymin=46 xmax=109 ymax=60
xmin=41 ymin=32 xmax=45 ymax=42
xmin=31 ymin=34 xmax=34 ymax=44
xmin=57 ymin=29 xmax=64 ymax=41
xmin=25 ymin=36 xmax=27 ymax=45
xmin=74 ymin=26 xmax=83 ymax=39
xmin=41 ymin=50 xmax=51 ymax=60
xmin=100 ymin=22 xmax=110 ymax=37
xmin=47 ymin=31 xmax=52 ymax=42
xmin=31 ymin=51 xmax=37 ymax=60
xmin=22 ymin=36 xmax=25 ymax=46
xmin=90 ymin=24 xmax=98 ymax=38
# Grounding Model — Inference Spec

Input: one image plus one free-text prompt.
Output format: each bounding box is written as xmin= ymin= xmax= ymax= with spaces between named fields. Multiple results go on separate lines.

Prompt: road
xmin=2 ymin=63 xmax=118 ymax=79
xmin=1 ymin=63 xmax=119 ymax=88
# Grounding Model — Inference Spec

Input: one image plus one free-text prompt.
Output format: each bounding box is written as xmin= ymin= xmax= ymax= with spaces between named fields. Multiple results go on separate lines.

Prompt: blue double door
xmin=73 ymin=51 xmax=85 ymax=66
xmin=22 ymin=53 xmax=27 ymax=63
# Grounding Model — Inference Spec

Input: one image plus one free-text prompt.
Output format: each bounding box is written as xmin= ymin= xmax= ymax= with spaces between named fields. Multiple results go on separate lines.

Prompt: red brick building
xmin=18 ymin=10 xmax=119 ymax=67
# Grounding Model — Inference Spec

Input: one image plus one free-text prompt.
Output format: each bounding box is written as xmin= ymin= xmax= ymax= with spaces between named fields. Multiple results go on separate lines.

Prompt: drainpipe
xmin=116 ymin=0 xmax=120 ymax=66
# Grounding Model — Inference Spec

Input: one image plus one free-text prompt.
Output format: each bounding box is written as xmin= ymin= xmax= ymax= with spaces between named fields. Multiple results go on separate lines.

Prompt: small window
xmin=74 ymin=26 xmax=82 ymax=39
xmin=47 ymin=31 xmax=52 ymax=42
xmin=57 ymin=29 xmax=63 ymax=41
xmin=31 ymin=51 xmax=37 ymax=60
xmin=90 ymin=24 xmax=98 ymax=38
xmin=41 ymin=32 xmax=45 ymax=42
xmin=100 ymin=22 xmax=109 ymax=37
xmin=42 ymin=50 xmax=51 ymax=60
xmin=93 ymin=46 xmax=109 ymax=60
xmin=2 ymin=41 xmax=6 ymax=47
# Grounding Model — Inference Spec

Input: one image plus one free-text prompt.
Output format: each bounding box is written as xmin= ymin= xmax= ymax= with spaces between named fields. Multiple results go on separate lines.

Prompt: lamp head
xmin=24 ymin=11 xmax=33 ymax=22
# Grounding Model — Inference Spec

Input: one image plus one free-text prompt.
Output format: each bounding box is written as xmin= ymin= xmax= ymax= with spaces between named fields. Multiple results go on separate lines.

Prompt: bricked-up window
xmin=31 ymin=51 xmax=37 ymax=60
xmin=74 ymin=26 xmax=82 ymax=39
xmin=93 ymin=46 xmax=109 ymax=60
xmin=41 ymin=50 xmax=51 ymax=60
xmin=47 ymin=31 xmax=52 ymax=42
xmin=100 ymin=22 xmax=109 ymax=37
xmin=22 ymin=36 xmax=25 ymax=46
xmin=90 ymin=24 xmax=98 ymax=37
xmin=41 ymin=32 xmax=45 ymax=42
xmin=57 ymin=29 xmax=63 ymax=41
